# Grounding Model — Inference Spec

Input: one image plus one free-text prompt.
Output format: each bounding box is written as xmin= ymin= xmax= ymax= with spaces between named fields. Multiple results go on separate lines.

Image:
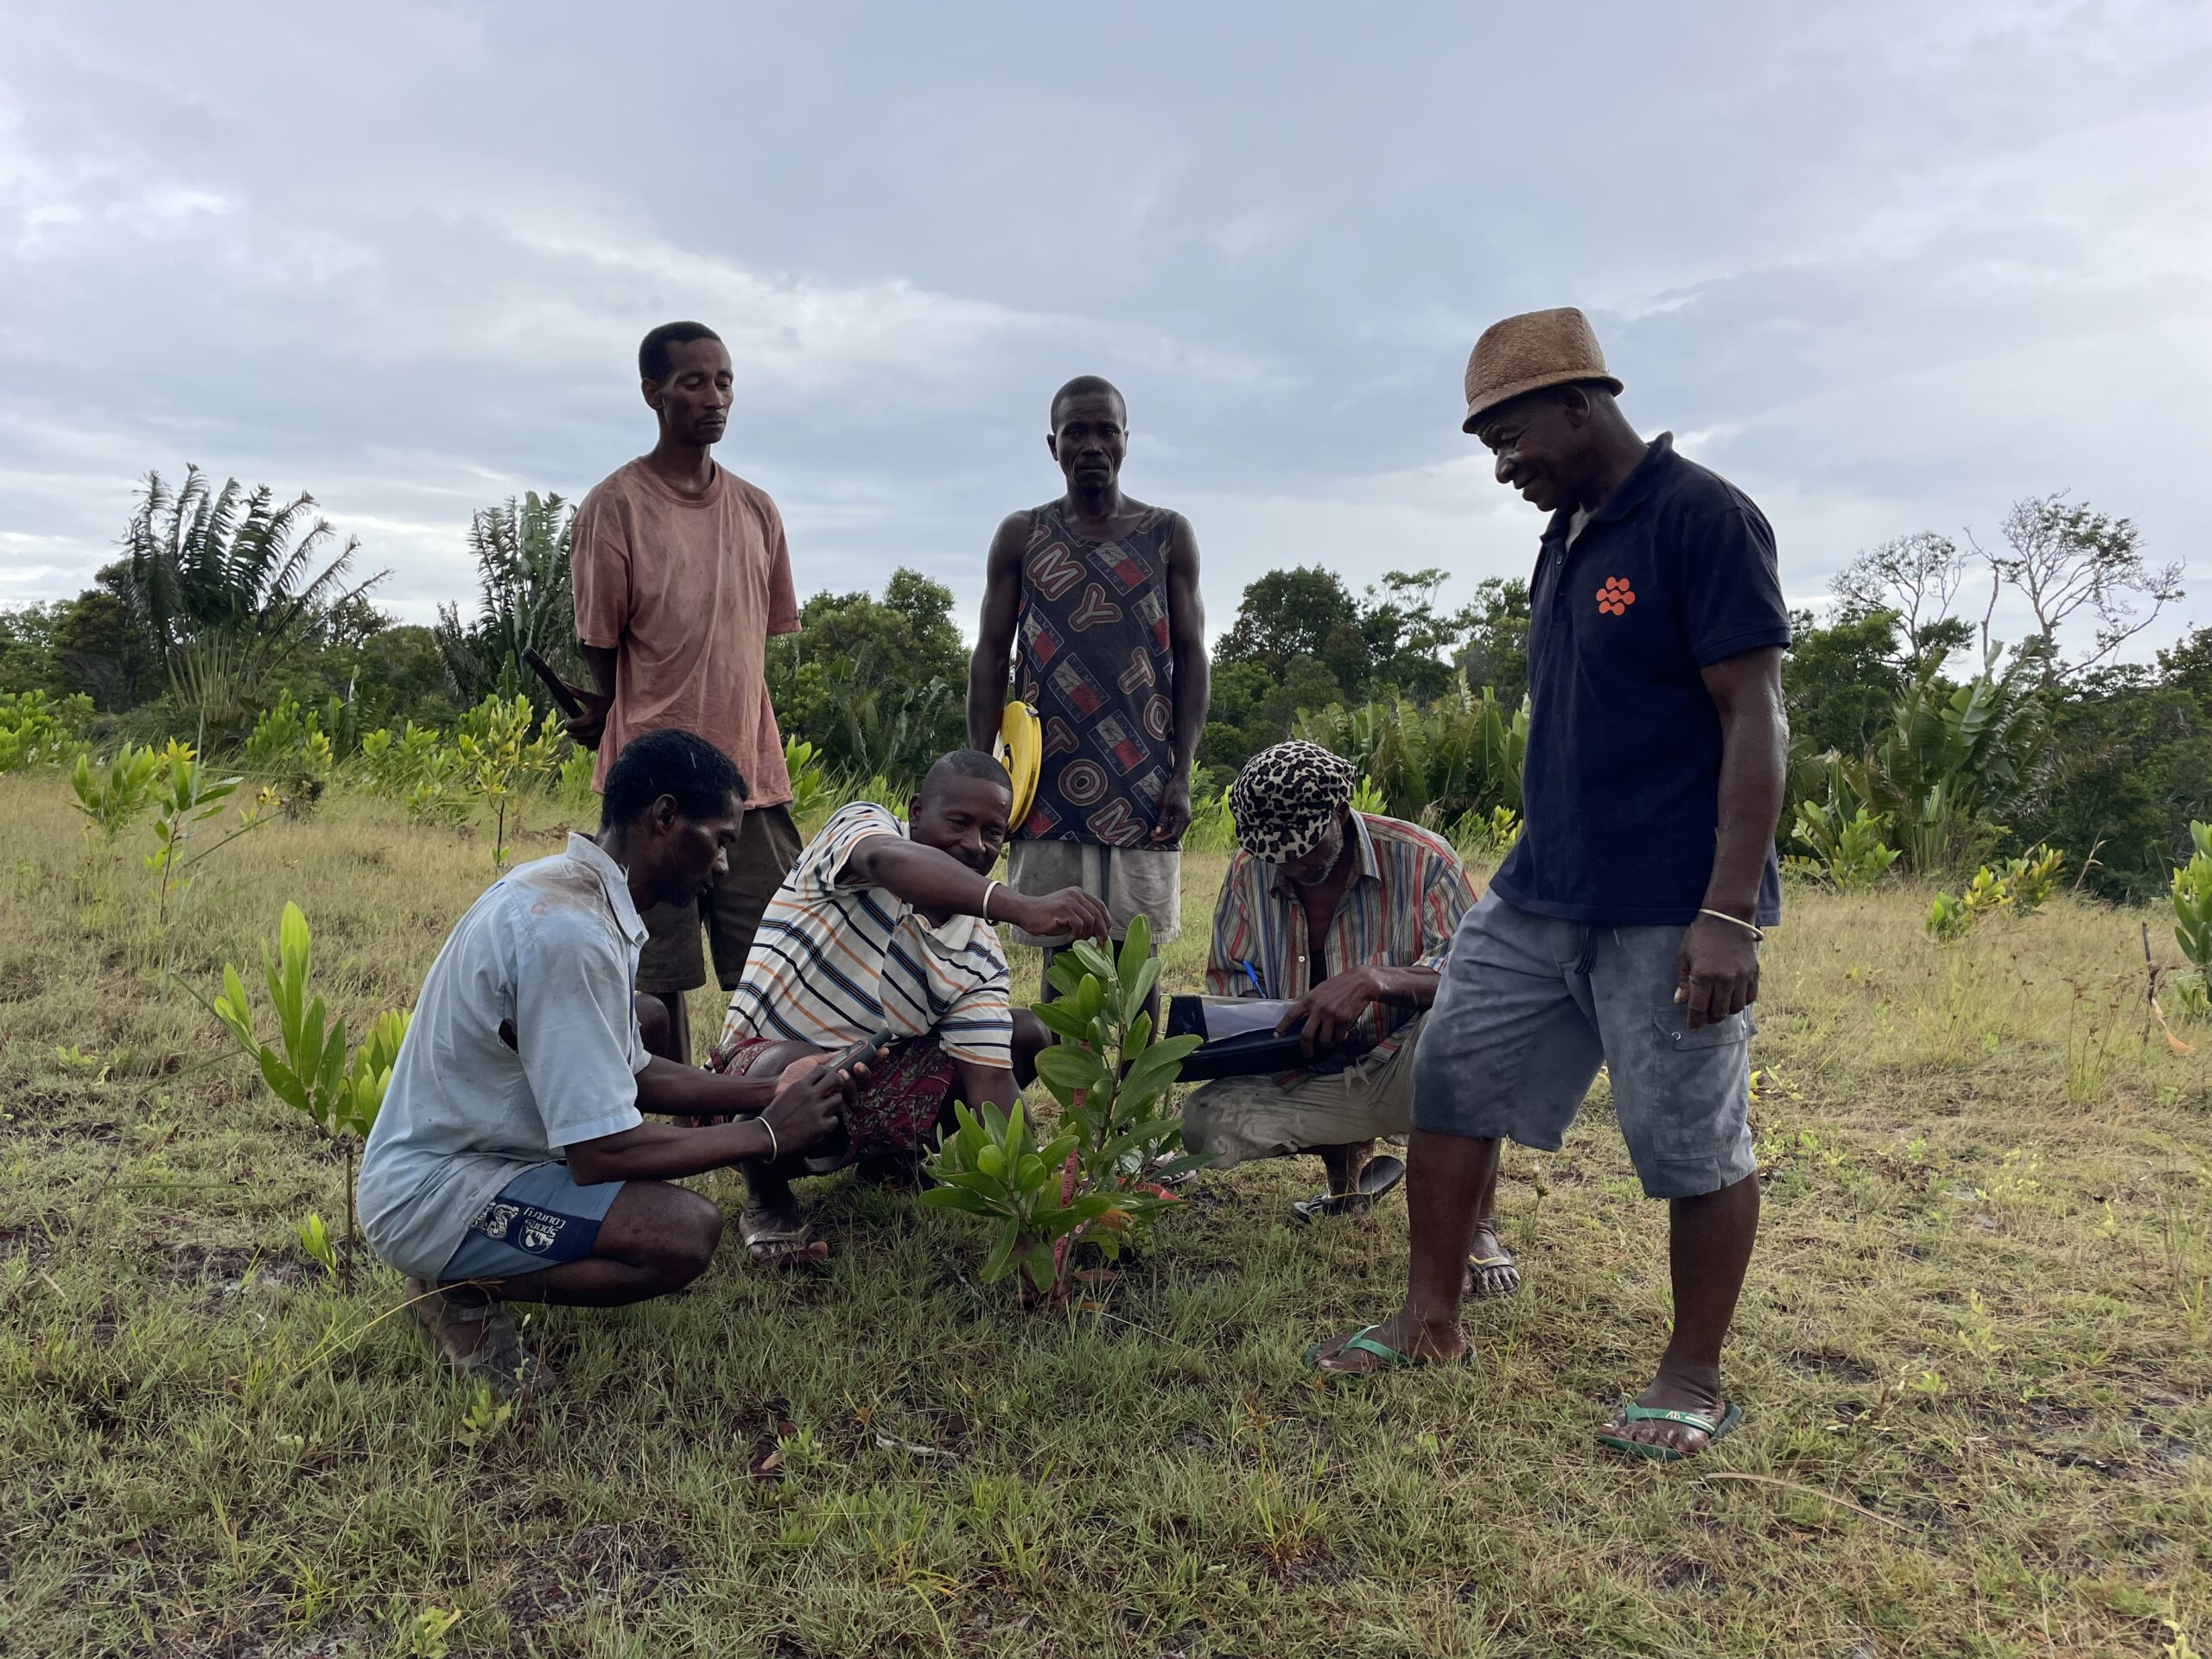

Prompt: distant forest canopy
xmin=2 ymin=467 xmax=2203 ymax=900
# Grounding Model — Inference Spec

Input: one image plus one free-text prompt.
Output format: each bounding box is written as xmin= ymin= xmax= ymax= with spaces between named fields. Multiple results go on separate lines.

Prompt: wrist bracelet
xmin=760 ymin=1116 xmax=779 ymax=1163
xmin=982 ymin=879 xmax=1000 ymax=923
xmin=1698 ymin=907 xmax=1764 ymax=942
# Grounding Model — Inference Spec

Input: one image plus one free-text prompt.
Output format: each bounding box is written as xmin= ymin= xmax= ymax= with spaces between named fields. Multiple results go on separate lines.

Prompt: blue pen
xmin=1236 ymin=958 xmax=1266 ymax=997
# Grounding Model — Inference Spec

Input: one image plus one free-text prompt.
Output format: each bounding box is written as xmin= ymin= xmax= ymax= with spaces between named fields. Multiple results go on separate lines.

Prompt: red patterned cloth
xmin=707 ymin=1036 xmax=957 ymax=1154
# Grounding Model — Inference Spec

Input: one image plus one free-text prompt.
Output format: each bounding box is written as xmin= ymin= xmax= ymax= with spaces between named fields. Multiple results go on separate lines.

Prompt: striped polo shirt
xmin=1203 ymin=812 xmax=1478 ymax=1067
xmin=721 ymin=803 xmax=1014 ymax=1067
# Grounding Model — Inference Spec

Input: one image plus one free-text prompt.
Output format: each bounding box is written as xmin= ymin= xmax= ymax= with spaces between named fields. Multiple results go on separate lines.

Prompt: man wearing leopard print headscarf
xmin=1188 ymin=744 xmax=1515 ymax=1288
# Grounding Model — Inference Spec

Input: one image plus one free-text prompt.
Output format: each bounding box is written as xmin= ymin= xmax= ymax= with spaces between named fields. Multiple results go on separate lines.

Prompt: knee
xmin=1010 ymin=1008 xmax=1048 ymax=1084
xmin=658 ymin=1192 xmax=724 ymax=1287
xmin=634 ymin=995 xmax=675 ymax=1060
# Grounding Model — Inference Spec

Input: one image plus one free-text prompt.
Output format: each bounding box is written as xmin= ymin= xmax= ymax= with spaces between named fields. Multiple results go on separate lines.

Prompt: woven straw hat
xmin=1461 ymin=307 xmax=1623 ymax=432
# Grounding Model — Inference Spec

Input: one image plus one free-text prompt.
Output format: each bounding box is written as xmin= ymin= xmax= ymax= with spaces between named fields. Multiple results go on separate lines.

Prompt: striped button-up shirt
xmin=722 ymin=803 xmax=1013 ymax=1067
xmin=1204 ymin=812 xmax=1478 ymax=1066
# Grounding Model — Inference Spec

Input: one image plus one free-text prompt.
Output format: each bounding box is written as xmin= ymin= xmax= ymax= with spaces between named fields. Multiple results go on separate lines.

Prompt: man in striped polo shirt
xmin=1190 ymin=741 xmax=1520 ymax=1298
xmin=711 ymin=750 xmax=1111 ymax=1265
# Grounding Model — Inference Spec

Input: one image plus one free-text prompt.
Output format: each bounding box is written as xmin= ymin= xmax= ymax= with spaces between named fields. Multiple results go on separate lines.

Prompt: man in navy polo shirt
xmin=1310 ymin=309 xmax=1789 ymax=1463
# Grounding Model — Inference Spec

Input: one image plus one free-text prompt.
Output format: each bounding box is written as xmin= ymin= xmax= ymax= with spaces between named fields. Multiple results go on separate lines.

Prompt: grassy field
xmin=2 ymin=774 xmax=2208 ymax=1658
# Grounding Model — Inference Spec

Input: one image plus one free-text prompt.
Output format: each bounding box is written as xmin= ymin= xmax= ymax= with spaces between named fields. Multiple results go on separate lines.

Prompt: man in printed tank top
xmin=968 ymin=377 xmax=1209 ymax=1021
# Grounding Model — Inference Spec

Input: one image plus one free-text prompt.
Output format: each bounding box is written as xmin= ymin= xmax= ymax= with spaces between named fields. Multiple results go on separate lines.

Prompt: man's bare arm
xmin=567 ymin=1058 xmax=857 ymax=1184
xmin=632 ymin=1054 xmax=779 ymax=1118
xmin=566 ymin=644 xmax=620 ymax=749
xmin=1700 ymin=646 xmax=1789 ymax=921
xmin=1154 ymin=513 xmax=1209 ymax=842
xmin=843 ymin=835 xmax=1111 ymax=944
xmin=1675 ymin=645 xmax=1789 ymax=1027
xmin=967 ymin=513 xmax=1031 ymax=751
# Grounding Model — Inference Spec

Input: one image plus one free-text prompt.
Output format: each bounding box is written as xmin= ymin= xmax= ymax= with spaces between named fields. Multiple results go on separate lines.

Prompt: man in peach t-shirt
xmin=569 ymin=321 xmax=804 ymax=1065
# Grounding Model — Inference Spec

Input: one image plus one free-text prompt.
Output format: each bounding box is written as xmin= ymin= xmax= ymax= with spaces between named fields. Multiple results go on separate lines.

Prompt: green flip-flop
xmin=1596 ymin=1401 xmax=1745 ymax=1461
xmin=1302 ymin=1324 xmax=1474 ymax=1376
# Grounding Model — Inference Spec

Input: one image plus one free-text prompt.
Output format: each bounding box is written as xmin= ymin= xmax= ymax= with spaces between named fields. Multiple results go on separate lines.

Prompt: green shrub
xmin=2002 ymin=844 xmax=2066 ymax=913
xmin=1182 ymin=787 xmax=1238 ymax=853
xmin=70 ymin=744 xmax=162 ymax=841
xmin=1792 ymin=798 xmax=1900 ymax=891
xmin=1294 ymin=681 xmax=1528 ymax=825
xmin=1447 ymin=804 xmax=1522 ymax=861
xmin=243 ymin=692 xmax=334 ymax=816
xmin=2173 ymin=822 xmax=2212 ymax=983
xmin=199 ymin=902 xmax=410 ymax=1288
xmin=924 ymin=918 xmax=1205 ymax=1306
xmin=0 ymin=690 xmax=92 ymax=772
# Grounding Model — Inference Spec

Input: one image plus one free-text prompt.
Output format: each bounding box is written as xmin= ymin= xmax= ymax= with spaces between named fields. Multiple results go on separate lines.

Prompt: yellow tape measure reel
xmin=994 ymin=701 xmax=1041 ymax=829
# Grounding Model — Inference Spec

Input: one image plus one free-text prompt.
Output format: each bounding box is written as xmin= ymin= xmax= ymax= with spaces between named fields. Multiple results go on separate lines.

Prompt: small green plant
xmin=404 ymin=746 xmax=468 ymax=828
xmin=0 ymin=690 xmax=91 ymax=772
xmin=144 ymin=740 xmax=256 ymax=972
xmin=1448 ymin=803 xmax=1522 ymax=859
xmin=926 ymin=918 xmax=1205 ymax=1306
xmin=197 ymin=903 xmax=411 ymax=1289
xmin=70 ymin=744 xmax=162 ymax=841
xmin=2003 ymin=843 xmax=2065 ymax=912
xmin=1926 ymin=890 xmax=1973 ymax=942
xmin=2173 ymin=823 xmax=2212 ymax=976
xmin=553 ymin=745 xmax=595 ymax=812
xmin=1349 ymin=775 xmax=1389 ymax=817
xmin=399 ymin=1605 xmax=461 ymax=1658
xmin=924 ymin=1098 xmax=1110 ymax=1296
xmin=359 ymin=720 xmax=447 ymax=800
xmin=1180 ymin=786 xmax=1238 ymax=853
xmin=243 ymin=692 xmax=334 ymax=817
xmin=784 ymin=734 xmax=836 ymax=823
xmin=1792 ymin=798 xmax=1901 ymax=891
xmin=296 ymin=1211 xmax=338 ymax=1278
xmin=1927 ymin=848 xmax=2063 ymax=941
xmin=453 ymin=693 xmax=561 ymax=862
xmin=454 ymin=1380 xmax=513 ymax=1449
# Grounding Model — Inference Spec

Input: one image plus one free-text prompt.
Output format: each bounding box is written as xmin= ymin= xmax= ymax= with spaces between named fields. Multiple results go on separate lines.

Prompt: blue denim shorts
xmin=438 ymin=1162 xmax=625 ymax=1282
xmin=1412 ymin=891 xmax=1758 ymax=1199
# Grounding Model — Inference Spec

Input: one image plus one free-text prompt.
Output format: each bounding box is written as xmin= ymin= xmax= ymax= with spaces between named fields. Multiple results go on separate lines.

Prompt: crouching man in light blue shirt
xmin=358 ymin=728 xmax=873 ymax=1398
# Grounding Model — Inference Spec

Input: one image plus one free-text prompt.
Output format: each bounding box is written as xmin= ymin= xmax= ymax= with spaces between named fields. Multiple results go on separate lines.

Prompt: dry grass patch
xmin=1 ymin=776 xmax=2207 ymax=1656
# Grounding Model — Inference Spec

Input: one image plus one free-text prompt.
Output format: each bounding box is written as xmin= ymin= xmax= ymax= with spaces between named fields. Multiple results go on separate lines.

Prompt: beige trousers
xmin=1180 ymin=1014 xmax=1423 ymax=1170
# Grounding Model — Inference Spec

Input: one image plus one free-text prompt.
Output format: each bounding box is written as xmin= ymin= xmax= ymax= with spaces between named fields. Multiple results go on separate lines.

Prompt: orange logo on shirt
xmin=1596 ymin=576 xmax=1637 ymax=616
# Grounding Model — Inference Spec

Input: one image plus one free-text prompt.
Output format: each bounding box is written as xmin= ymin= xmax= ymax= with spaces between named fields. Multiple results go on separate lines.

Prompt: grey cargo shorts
xmin=1412 ymin=890 xmax=1758 ymax=1199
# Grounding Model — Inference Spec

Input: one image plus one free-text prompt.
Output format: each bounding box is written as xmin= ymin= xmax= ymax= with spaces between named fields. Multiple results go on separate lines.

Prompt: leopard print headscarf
xmin=1228 ymin=741 xmax=1357 ymax=862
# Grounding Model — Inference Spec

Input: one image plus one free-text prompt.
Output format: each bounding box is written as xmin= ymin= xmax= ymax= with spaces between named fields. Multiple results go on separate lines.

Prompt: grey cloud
xmin=1 ymin=0 xmax=2206 ymax=661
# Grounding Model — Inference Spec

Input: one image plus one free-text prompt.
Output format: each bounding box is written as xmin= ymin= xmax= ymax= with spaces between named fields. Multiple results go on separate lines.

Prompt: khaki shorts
xmin=636 ymin=803 xmax=804 ymax=995
xmin=1005 ymin=839 xmax=1181 ymax=947
xmin=1180 ymin=1014 xmax=1421 ymax=1169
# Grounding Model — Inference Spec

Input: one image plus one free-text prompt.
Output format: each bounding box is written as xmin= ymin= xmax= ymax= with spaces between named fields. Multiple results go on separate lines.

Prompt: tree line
xmin=3 ymin=467 xmax=2202 ymax=900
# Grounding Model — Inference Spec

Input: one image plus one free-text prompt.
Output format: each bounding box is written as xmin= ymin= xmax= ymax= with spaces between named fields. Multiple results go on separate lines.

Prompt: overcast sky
xmin=3 ymin=1 xmax=2208 ymax=659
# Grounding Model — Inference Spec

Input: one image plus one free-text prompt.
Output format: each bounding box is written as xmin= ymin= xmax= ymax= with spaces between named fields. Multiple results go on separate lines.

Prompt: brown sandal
xmin=403 ymin=1277 xmax=551 ymax=1399
xmin=739 ymin=1211 xmax=830 ymax=1268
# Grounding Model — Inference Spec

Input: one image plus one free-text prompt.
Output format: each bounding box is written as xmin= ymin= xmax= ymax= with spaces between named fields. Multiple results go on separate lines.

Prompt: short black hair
xmin=600 ymin=728 xmax=747 ymax=830
xmin=639 ymin=321 xmax=723 ymax=385
xmin=919 ymin=749 xmax=1013 ymax=798
xmin=1050 ymin=375 xmax=1125 ymax=424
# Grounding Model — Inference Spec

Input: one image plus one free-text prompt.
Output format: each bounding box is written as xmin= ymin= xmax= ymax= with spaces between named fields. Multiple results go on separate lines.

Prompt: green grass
xmin=2 ymin=774 xmax=2208 ymax=1657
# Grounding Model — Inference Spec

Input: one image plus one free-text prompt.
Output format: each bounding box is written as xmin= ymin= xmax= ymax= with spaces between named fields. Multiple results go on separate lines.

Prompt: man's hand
xmin=756 ymin=1052 xmax=867 ymax=1154
xmin=1275 ymin=966 xmax=1379 ymax=1056
xmin=563 ymin=690 xmax=612 ymax=752
xmin=1007 ymin=886 xmax=1113 ymax=946
xmin=1150 ymin=774 xmax=1192 ymax=844
xmin=1674 ymin=913 xmax=1760 ymax=1030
